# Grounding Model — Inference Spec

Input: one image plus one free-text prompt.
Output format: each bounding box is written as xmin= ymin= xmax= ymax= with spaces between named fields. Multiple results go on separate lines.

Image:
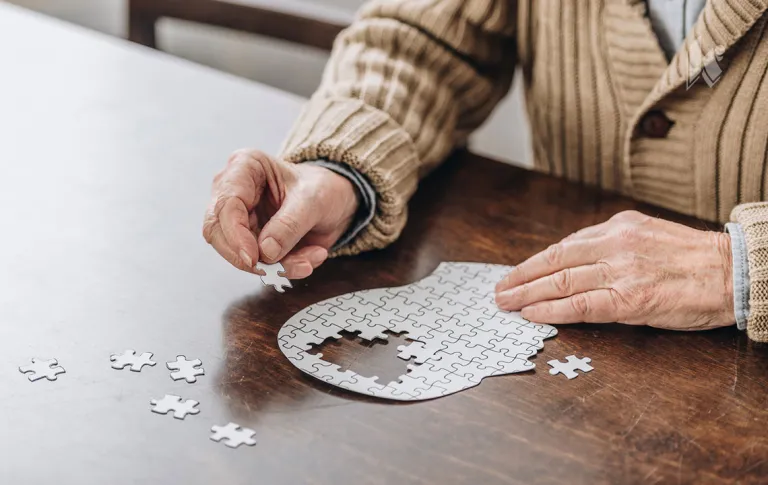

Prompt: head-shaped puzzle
xmin=278 ymin=262 xmax=557 ymax=400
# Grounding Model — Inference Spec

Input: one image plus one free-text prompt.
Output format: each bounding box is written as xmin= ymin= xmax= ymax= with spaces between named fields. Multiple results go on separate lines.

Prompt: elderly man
xmin=203 ymin=0 xmax=768 ymax=342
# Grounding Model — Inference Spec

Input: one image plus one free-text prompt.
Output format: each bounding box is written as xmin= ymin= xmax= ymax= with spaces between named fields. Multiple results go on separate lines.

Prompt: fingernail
xmin=294 ymin=262 xmax=313 ymax=278
xmin=261 ymin=237 xmax=281 ymax=261
xmin=494 ymin=292 xmax=506 ymax=306
xmin=495 ymin=291 xmax=515 ymax=311
xmin=521 ymin=307 xmax=535 ymax=320
xmin=307 ymin=247 xmax=327 ymax=265
xmin=496 ymin=277 xmax=515 ymax=292
xmin=238 ymin=249 xmax=252 ymax=268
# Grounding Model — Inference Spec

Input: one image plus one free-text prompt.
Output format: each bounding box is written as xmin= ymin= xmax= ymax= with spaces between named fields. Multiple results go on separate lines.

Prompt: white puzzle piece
xmin=166 ymin=355 xmax=205 ymax=383
xmin=548 ymin=355 xmax=593 ymax=379
xmin=254 ymin=262 xmax=292 ymax=293
xmin=110 ymin=350 xmax=156 ymax=372
xmin=210 ymin=422 xmax=257 ymax=448
xmin=19 ymin=358 xmax=65 ymax=382
xmin=149 ymin=394 xmax=200 ymax=419
xmin=278 ymin=262 xmax=558 ymax=401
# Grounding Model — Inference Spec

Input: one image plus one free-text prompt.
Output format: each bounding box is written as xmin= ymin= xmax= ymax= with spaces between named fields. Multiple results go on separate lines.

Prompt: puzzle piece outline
xmin=548 ymin=355 xmax=593 ymax=379
xmin=254 ymin=262 xmax=292 ymax=293
xmin=166 ymin=355 xmax=205 ymax=383
xmin=210 ymin=422 xmax=257 ymax=448
xmin=150 ymin=394 xmax=200 ymax=419
xmin=19 ymin=358 xmax=66 ymax=382
xmin=110 ymin=350 xmax=157 ymax=372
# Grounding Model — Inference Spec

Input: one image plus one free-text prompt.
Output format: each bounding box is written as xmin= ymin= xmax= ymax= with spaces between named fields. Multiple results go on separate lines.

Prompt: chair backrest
xmin=129 ymin=0 xmax=352 ymax=51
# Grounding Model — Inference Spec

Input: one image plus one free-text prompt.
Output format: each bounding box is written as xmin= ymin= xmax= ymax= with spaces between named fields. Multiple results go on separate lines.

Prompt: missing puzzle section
xmin=306 ymin=329 xmax=415 ymax=386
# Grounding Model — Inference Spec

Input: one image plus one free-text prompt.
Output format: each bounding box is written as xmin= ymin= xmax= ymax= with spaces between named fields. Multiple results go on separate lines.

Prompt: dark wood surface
xmin=3 ymin=4 xmax=768 ymax=485
xmin=128 ymin=0 xmax=347 ymax=51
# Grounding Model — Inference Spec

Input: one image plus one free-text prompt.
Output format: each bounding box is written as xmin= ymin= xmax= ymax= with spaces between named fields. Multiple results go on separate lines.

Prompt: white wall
xmin=5 ymin=0 xmax=531 ymax=167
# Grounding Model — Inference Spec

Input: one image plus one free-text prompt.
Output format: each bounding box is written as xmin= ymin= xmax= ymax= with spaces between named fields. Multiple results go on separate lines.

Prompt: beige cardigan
xmin=280 ymin=0 xmax=768 ymax=341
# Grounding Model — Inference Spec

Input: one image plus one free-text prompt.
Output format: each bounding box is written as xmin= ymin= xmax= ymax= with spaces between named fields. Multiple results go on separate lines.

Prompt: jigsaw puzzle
xmin=210 ymin=422 xmax=257 ymax=448
xmin=277 ymin=262 xmax=558 ymax=401
xmin=166 ymin=355 xmax=205 ymax=383
xmin=254 ymin=262 xmax=291 ymax=293
xmin=19 ymin=358 xmax=65 ymax=382
xmin=150 ymin=394 xmax=200 ymax=419
xmin=548 ymin=355 xmax=593 ymax=379
xmin=110 ymin=350 xmax=156 ymax=372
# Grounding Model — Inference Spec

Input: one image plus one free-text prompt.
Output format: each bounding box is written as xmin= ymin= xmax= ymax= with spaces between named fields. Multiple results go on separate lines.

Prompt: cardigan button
xmin=639 ymin=110 xmax=674 ymax=138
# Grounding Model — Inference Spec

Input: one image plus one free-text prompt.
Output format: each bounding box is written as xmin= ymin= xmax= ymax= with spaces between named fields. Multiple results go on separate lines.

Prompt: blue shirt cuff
xmin=725 ymin=222 xmax=750 ymax=331
xmin=304 ymin=160 xmax=377 ymax=252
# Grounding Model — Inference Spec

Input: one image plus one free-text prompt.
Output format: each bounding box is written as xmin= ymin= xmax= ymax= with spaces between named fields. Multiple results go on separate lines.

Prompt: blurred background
xmin=5 ymin=0 xmax=532 ymax=167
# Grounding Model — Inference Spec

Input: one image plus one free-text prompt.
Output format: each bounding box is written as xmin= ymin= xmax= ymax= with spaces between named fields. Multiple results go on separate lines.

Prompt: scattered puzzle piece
xmin=19 ymin=358 xmax=65 ymax=382
xmin=254 ymin=261 xmax=291 ymax=293
xmin=150 ymin=394 xmax=200 ymax=419
xmin=110 ymin=350 xmax=156 ymax=372
xmin=548 ymin=355 xmax=593 ymax=379
xmin=166 ymin=355 xmax=205 ymax=383
xmin=210 ymin=422 xmax=257 ymax=448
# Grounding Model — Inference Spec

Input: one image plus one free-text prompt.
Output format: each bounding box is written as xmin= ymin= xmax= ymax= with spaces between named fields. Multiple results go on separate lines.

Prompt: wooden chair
xmin=128 ymin=0 xmax=348 ymax=52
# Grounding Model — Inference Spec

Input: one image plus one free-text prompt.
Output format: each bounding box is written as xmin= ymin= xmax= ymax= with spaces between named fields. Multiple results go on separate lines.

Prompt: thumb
xmin=258 ymin=197 xmax=318 ymax=263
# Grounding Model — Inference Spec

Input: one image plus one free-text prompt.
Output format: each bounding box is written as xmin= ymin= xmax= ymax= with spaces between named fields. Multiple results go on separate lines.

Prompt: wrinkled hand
xmin=203 ymin=149 xmax=359 ymax=279
xmin=495 ymin=211 xmax=735 ymax=330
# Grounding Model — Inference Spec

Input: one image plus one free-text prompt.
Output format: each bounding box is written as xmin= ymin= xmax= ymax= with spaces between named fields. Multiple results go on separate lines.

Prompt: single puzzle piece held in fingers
xmin=150 ymin=394 xmax=200 ymax=419
xmin=19 ymin=358 xmax=65 ymax=382
xmin=278 ymin=262 xmax=558 ymax=401
xmin=166 ymin=355 xmax=205 ymax=383
xmin=254 ymin=262 xmax=292 ymax=293
xmin=210 ymin=422 xmax=257 ymax=448
xmin=548 ymin=355 xmax=593 ymax=379
xmin=110 ymin=350 xmax=156 ymax=372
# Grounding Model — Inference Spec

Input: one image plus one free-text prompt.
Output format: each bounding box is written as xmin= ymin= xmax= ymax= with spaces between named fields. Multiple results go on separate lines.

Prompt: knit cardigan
xmin=280 ymin=0 xmax=768 ymax=342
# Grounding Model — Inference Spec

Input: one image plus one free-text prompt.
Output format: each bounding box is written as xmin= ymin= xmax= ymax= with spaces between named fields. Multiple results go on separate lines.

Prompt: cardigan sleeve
xmin=279 ymin=0 xmax=517 ymax=256
xmin=730 ymin=203 xmax=768 ymax=342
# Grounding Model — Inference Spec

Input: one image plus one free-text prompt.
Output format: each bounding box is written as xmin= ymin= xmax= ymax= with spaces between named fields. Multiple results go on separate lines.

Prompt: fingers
xmin=213 ymin=153 xmax=266 ymax=211
xmin=496 ymin=263 xmax=610 ymax=311
xmin=520 ymin=289 xmax=621 ymax=324
xmin=205 ymin=150 xmax=337 ymax=278
xmin=218 ymin=197 xmax=260 ymax=267
xmin=258 ymin=196 xmax=318 ymax=263
xmin=203 ymin=222 xmax=254 ymax=273
xmin=205 ymin=150 xmax=269 ymax=272
xmin=496 ymin=237 xmax=610 ymax=292
xmin=203 ymin=197 xmax=254 ymax=273
xmin=280 ymin=246 xmax=328 ymax=279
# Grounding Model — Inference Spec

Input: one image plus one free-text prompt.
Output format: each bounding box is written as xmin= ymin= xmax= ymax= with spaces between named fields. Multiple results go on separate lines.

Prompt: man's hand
xmin=495 ymin=211 xmax=735 ymax=330
xmin=203 ymin=149 xmax=359 ymax=279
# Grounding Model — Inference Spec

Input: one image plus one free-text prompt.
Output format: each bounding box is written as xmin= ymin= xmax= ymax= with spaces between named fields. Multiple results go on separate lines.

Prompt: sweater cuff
xmin=304 ymin=160 xmax=377 ymax=252
xmin=725 ymin=223 xmax=750 ymax=331
xmin=730 ymin=202 xmax=768 ymax=342
xmin=280 ymin=97 xmax=420 ymax=256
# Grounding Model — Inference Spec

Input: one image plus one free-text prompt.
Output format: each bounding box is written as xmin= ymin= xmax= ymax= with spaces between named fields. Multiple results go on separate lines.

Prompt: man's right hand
xmin=203 ymin=149 xmax=360 ymax=279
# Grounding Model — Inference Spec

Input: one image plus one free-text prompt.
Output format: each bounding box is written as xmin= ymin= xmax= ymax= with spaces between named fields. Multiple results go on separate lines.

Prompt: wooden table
xmin=2 ymin=4 xmax=767 ymax=484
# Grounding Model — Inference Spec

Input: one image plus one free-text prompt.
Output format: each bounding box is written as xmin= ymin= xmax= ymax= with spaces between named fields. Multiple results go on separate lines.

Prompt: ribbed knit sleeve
xmin=280 ymin=0 xmax=517 ymax=256
xmin=730 ymin=203 xmax=768 ymax=342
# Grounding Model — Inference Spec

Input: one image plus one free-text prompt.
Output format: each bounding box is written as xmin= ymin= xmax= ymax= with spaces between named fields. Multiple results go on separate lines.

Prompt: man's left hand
xmin=495 ymin=211 xmax=736 ymax=330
